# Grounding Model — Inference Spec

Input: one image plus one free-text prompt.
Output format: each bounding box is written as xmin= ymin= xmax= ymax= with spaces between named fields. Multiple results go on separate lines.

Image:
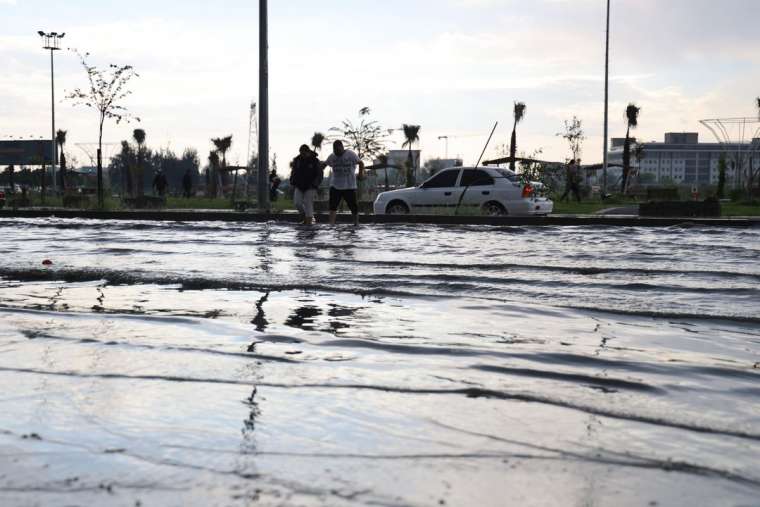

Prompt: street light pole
xmin=438 ymin=136 xmax=449 ymax=158
xmin=38 ymin=31 xmax=64 ymax=194
xmin=602 ymin=0 xmax=610 ymax=197
xmin=257 ymin=0 xmax=270 ymax=212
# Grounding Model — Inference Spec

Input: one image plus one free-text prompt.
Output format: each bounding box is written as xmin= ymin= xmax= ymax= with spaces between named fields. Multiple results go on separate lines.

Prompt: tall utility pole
xmin=257 ymin=0 xmax=270 ymax=212
xmin=246 ymin=102 xmax=258 ymax=199
xmin=38 ymin=31 xmax=64 ymax=193
xmin=602 ymin=0 xmax=610 ymax=197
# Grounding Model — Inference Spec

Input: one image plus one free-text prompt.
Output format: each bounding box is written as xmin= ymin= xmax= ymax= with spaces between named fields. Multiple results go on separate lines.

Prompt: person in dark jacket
xmin=560 ymin=159 xmax=582 ymax=203
xmin=153 ymin=170 xmax=169 ymax=198
xmin=290 ymin=144 xmax=323 ymax=224
xmin=182 ymin=169 xmax=193 ymax=198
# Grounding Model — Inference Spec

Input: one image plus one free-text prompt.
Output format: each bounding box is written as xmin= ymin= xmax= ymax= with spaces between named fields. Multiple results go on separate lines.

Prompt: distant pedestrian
xmin=290 ymin=144 xmax=322 ymax=225
xmin=182 ymin=169 xmax=193 ymax=198
xmin=153 ymin=170 xmax=169 ymax=198
xmin=324 ymin=140 xmax=364 ymax=226
xmin=560 ymin=159 xmax=582 ymax=203
xmin=269 ymin=169 xmax=281 ymax=202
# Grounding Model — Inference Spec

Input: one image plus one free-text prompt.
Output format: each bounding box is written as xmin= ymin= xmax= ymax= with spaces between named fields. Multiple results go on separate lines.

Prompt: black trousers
xmin=329 ymin=187 xmax=358 ymax=214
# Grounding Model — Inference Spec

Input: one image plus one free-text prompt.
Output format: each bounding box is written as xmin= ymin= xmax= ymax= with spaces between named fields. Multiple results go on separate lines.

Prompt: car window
xmin=423 ymin=170 xmax=460 ymax=188
xmin=496 ymin=169 xmax=518 ymax=182
xmin=460 ymin=169 xmax=494 ymax=187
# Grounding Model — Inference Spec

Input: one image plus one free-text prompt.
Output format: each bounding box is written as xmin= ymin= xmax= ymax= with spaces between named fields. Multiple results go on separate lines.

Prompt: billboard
xmin=0 ymin=140 xmax=54 ymax=165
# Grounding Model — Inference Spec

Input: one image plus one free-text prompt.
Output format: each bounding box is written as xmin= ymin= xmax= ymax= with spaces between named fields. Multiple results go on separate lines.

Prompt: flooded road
xmin=0 ymin=218 xmax=759 ymax=506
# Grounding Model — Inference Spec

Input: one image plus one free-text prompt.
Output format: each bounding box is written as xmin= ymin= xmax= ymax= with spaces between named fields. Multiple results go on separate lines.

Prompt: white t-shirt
xmin=325 ymin=150 xmax=360 ymax=190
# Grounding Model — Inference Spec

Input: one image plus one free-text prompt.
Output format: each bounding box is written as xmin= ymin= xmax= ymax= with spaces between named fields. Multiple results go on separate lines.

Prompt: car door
xmin=411 ymin=169 xmax=461 ymax=213
xmin=456 ymin=169 xmax=496 ymax=210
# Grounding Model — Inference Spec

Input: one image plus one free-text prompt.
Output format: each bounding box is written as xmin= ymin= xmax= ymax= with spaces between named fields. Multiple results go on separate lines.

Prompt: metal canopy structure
xmin=700 ymin=117 xmax=760 ymax=189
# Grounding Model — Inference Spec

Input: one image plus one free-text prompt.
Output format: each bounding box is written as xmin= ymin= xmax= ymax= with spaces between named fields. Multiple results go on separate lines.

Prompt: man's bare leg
xmin=352 ymin=213 xmax=359 ymax=226
xmin=329 ymin=211 xmax=337 ymax=225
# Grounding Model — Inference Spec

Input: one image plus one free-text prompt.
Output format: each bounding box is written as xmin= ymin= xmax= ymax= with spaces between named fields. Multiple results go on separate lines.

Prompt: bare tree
xmin=67 ymin=50 xmax=140 ymax=208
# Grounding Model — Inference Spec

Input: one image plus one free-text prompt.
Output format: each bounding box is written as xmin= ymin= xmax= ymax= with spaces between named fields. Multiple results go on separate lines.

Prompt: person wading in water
xmin=323 ymin=140 xmax=364 ymax=226
xmin=290 ymin=144 xmax=322 ymax=225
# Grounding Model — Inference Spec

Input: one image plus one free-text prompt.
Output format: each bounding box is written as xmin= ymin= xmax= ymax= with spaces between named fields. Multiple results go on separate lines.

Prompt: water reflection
xmin=251 ymin=292 xmax=270 ymax=332
xmin=284 ymin=305 xmax=322 ymax=330
xmin=241 ymin=386 xmax=260 ymax=453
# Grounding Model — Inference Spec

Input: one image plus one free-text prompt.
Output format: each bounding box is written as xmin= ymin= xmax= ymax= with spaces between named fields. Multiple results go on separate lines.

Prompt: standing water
xmin=0 ymin=218 xmax=758 ymax=506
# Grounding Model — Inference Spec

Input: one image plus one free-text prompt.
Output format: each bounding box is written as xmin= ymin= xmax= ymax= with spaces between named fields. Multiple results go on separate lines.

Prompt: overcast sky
xmin=2 ymin=0 xmax=759 ymax=168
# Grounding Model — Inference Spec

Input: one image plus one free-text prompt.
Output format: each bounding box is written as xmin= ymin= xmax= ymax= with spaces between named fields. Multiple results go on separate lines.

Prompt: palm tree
xmin=211 ymin=136 xmax=232 ymax=196
xmin=133 ymin=128 xmax=146 ymax=197
xmin=621 ymin=103 xmax=640 ymax=193
xmin=756 ymin=97 xmax=760 ymax=120
xmin=509 ymin=102 xmax=526 ymax=172
xmin=311 ymin=132 xmax=326 ymax=153
xmin=55 ymin=130 xmax=67 ymax=192
xmin=402 ymin=124 xmax=421 ymax=187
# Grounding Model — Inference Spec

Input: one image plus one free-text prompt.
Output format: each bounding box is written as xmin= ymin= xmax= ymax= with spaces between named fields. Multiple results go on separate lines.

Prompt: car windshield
xmin=495 ymin=169 xmax=518 ymax=182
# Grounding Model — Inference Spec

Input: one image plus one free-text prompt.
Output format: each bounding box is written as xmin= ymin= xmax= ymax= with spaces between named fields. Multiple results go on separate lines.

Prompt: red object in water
xmin=42 ymin=260 xmax=53 ymax=266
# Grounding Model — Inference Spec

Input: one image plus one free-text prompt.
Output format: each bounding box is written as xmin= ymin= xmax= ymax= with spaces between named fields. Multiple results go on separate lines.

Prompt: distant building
xmin=609 ymin=133 xmax=760 ymax=186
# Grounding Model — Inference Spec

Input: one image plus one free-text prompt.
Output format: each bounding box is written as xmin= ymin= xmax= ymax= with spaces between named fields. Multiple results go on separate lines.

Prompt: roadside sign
xmin=0 ymin=140 xmax=54 ymax=165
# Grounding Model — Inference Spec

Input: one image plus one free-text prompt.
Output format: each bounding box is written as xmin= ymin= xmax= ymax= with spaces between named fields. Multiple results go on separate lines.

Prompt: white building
xmin=609 ymin=133 xmax=760 ymax=187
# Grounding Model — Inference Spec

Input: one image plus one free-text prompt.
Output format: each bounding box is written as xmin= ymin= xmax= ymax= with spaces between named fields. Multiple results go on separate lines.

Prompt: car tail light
xmin=522 ymin=185 xmax=534 ymax=198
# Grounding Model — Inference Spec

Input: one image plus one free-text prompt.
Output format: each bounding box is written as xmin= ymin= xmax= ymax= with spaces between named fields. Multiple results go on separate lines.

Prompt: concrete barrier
xmin=0 ymin=208 xmax=757 ymax=228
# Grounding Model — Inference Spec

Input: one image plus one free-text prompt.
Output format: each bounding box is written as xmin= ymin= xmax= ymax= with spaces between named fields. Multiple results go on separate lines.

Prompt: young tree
xmin=329 ymin=107 xmax=387 ymax=163
xmin=55 ymin=129 xmax=67 ymax=192
xmin=557 ymin=116 xmax=585 ymax=162
xmin=509 ymin=102 xmax=527 ymax=172
xmin=632 ymin=142 xmax=645 ymax=192
xmin=66 ymin=50 xmax=140 ymax=208
xmin=330 ymin=107 xmax=387 ymax=197
xmin=402 ymin=124 xmax=421 ymax=187
xmin=557 ymin=116 xmax=587 ymax=188
xmin=621 ymin=103 xmax=641 ymax=193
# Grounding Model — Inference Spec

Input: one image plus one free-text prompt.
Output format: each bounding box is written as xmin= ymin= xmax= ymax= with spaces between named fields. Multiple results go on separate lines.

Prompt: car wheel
xmin=482 ymin=201 xmax=507 ymax=216
xmin=386 ymin=201 xmax=410 ymax=215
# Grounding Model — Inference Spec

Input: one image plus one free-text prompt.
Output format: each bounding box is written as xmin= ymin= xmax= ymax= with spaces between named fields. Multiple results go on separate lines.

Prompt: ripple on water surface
xmin=0 ymin=218 xmax=758 ymax=506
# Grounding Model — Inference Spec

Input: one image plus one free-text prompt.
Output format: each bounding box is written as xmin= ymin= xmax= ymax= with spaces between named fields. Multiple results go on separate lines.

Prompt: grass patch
xmin=721 ymin=203 xmax=760 ymax=217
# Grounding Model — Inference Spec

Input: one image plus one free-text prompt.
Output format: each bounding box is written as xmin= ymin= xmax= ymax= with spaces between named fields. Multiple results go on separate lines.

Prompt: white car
xmin=373 ymin=167 xmax=553 ymax=216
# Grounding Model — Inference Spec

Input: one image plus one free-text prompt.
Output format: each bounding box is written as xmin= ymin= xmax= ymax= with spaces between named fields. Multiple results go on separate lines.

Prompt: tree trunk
xmin=41 ymin=163 xmax=47 ymax=205
xmin=98 ymin=118 xmax=105 ymax=209
xmin=97 ymin=149 xmax=104 ymax=209
xmin=622 ymin=126 xmax=631 ymax=194
xmin=59 ymin=150 xmax=67 ymax=192
xmin=509 ymin=121 xmax=517 ymax=172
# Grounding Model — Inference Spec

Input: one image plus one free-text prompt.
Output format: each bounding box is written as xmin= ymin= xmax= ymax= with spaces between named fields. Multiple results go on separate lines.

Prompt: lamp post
xmin=257 ymin=0 xmax=270 ymax=212
xmin=38 ymin=30 xmax=64 ymax=194
xmin=438 ymin=136 xmax=449 ymax=158
xmin=602 ymin=0 xmax=610 ymax=197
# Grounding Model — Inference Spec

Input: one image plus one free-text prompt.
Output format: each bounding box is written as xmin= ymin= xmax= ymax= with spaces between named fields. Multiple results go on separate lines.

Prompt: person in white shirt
xmin=323 ymin=140 xmax=365 ymax=225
